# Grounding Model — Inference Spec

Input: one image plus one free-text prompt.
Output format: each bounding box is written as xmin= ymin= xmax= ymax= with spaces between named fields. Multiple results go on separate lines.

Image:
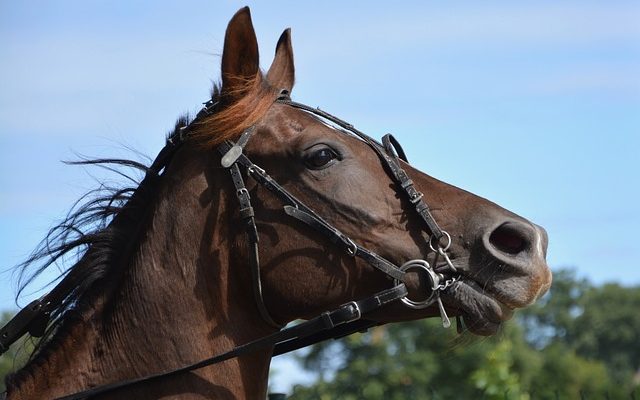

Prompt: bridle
xmin=0 ymin=90 xmax=460 ymax=400
xmin=212 ymin=90 xmax=460 ymax=328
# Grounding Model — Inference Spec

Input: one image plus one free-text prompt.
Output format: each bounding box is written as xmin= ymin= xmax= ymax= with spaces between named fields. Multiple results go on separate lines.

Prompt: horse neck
xmin=9 ymin=155 xmax=275 ymax=399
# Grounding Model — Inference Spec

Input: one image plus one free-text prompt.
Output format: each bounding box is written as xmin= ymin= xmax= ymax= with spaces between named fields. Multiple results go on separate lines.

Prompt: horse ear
xmin=266 ymin=28 xmax=295 ymax=93
xmin=221 ymin=7 xmax=260 ymax=96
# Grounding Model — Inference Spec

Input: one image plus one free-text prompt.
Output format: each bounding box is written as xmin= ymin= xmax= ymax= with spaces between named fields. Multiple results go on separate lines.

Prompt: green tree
xmin=0 ymin=311 xmax=33 ymax=392
xmin=528 ymin=342 xmax=618 ymax=399
xmin=470 ymin=338 xmax=527 ymax=400
xmin=570 ymin=283 xmax=640 ymax=384
xmin=289 ymin=269 xmax=640 ymax=399
xmin=518 ymin=268 xmax=591 ymax=347
xmin=520 ymin=269 xmax=640 ymax=389
xmin=290 ymin=319 xmax=544 ymax=399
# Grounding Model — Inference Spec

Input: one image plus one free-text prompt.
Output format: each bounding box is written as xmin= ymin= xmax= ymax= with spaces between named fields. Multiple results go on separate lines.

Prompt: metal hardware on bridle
xmin=0 ymin=88 xmax=462 ymax=400
xmin=393 ymin=260 xmax=456 ymax=328
xmin=213 ymin=88 xmax=459 ymax=330
xmin=273 ymin=89 xmax=460 ymax=325
xmin=54 ymin=285 xmax=408 ymax=400
xmin=430 ymin=231 xmax=457 ymax=273
xmin=396 ymin=260 xmax=440 ymax=308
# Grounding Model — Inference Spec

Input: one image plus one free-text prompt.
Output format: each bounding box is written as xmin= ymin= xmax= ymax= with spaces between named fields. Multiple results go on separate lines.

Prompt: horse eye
xmin=304 ymin=147 xmax=339 ymax=169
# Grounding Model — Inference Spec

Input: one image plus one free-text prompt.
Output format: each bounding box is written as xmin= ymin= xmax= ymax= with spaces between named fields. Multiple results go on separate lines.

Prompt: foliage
xmin=289 ymin=269 xmax=640 ymax=399
xmin=571 ymin=283 xmax=640 ymax=383
xmin=2 ymin=269 xmax=639 ymax=398
xmin=518 ymin=269 xmax=591 ymax=347
xmin=0 ymin=311 xmax=33 ymax=392
xmin=521 ymin=270 xmax=640 ymax=386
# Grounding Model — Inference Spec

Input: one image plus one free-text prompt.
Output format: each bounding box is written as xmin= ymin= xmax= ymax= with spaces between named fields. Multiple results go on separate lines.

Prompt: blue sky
xmin=1 ymin=0 xmax=639 ymax=390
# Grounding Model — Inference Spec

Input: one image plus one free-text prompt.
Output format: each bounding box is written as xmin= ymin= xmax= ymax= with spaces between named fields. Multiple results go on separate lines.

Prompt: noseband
xmin=0 ymin=90 xmax=460 ymax=400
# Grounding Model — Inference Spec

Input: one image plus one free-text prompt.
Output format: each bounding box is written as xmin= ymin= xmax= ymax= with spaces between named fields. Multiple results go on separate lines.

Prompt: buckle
xmin=344 ymin=237 xmax=358 ymax=257
xmin=344 ymin=301 xmax=362 ymax=323
xmin=409 ymin=191 xmax=424 ymax=204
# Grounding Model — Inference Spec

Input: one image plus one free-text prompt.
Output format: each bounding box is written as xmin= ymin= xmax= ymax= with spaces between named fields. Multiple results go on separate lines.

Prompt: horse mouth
xmin=441 ymin=278 xmax=515 ymax=336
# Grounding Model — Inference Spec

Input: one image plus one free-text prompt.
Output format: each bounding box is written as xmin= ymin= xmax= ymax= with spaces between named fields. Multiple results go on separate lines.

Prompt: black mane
xmin=7 ymin=116 xmax=191 ymax=387
xmin=5 ymin=78 xmax=269 ymax=389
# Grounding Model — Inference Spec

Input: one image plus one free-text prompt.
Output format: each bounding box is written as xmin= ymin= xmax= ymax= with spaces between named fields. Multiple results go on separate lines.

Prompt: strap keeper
xmin=239 ymin=207 xmax=255 ymax=220
xmin=415 ymin=202 xmax=428 ymax=213
xmin=320 ymin=312 xmax=335 ymax=329
xmin=400 ymin=179 xmax=414 ymax=189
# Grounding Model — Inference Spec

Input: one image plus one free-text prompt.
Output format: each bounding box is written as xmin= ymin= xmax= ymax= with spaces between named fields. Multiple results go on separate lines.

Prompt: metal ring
xmin=429 ymin=230 xmax=451 ymax=253
xmin=394 ymin=260 xmax=440 ymax=309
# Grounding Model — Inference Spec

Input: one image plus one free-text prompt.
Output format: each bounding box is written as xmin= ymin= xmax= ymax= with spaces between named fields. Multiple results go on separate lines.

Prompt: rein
xmin=0 ymin=90 xmax=459 ymax=399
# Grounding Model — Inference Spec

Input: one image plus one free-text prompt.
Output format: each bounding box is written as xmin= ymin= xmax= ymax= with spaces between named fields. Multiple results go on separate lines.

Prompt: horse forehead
xmin=258 ymin=104 xmax=363 ymax=149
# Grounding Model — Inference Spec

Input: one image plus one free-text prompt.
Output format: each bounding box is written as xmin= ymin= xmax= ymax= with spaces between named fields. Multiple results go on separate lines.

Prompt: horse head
xmin=189 ymin=7 xmax=552 ymax=336
xmin=3 ymin=7 xmax=552 ymax=399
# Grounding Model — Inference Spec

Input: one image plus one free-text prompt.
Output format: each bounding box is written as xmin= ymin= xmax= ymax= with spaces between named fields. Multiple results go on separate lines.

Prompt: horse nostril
xmin=489 ymin=222 xmax=530 ymax=255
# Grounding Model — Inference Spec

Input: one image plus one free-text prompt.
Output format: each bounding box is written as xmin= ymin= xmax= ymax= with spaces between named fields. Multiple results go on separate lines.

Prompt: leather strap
xmin=382 ymin=133 xmax=408 ymax=163
xmin=283 ymin=206 xmax=405 ymax=281
xmin=219 ymin=132 xmax=281 ymax=329
xmin=219 ymin=132 xmax=409 ymax=327
xmin=0 ymin=299 xmax=48 ymax=355
xmin=220 ymin=140 xmax=407 ymax=283
xmin=229 ymin=162 xmax=280 ymax=328
xmin=377 ymin=138 xmax=444 ymax=240
xmin=54 ymin=283 xmax=407 ymax=400
xmin=0 ymin=91 xmax=454 ymax=399
xmin=273 ymin=283 xmax=407 ymax=355
xmin=277 ymin=97 xmax=445 ymax=241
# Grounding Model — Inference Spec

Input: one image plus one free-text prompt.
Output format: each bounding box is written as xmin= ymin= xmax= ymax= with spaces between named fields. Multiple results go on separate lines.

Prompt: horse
xmin=1 ymin=7 xmax=551 ymax=400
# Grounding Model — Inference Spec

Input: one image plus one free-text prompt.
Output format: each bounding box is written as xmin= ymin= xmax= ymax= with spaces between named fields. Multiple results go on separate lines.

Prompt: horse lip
xmin=496 ymin=299 xmax=515 ymax=321
xmin=422 ymin=262 xmax=516 ymax=335
xmin=443 ymin=278 xmax=515 ymax=327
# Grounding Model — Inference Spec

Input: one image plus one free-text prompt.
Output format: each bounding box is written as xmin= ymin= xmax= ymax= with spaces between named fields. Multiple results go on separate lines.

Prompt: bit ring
xmin=429 ymin=231 xmax=451 ymax=253
xmin=394 ymin=260 xmax=440 ymax=309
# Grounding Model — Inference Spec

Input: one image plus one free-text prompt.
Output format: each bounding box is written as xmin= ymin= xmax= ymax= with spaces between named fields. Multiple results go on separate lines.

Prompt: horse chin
xmin=442 ymin=279 xmax=515 ymax=336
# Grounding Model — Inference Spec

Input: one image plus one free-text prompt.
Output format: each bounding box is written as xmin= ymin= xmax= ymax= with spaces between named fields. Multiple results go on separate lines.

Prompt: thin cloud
xmin=334 ymin=3 xmax=640 ymax=49
xmin=526 ymin=66 xmax=640 ymax=96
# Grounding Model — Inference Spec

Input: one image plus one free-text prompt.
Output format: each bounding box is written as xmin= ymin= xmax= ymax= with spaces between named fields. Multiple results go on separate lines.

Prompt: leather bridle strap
xmin=379 ymin=133 xmax=444 ymax=240
xmin=218 ymin=141 xmax=407 ymax=283
xmin=228 ymin=162 xmax=280 ymax=328
xmin=218 ymin=128 xmax=281 ymax=329
xmin=276 ymin=94 xmax=445 ymax=241
xmin=214 ymin=91 xmax=458 ymax=331
xmin=2 ymin=90 xmax=457 ymax=400
xmin=54 ymin=283 xmax=407 ymax=400
xmin=215 ymin=130 xmax=410 ymax=330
